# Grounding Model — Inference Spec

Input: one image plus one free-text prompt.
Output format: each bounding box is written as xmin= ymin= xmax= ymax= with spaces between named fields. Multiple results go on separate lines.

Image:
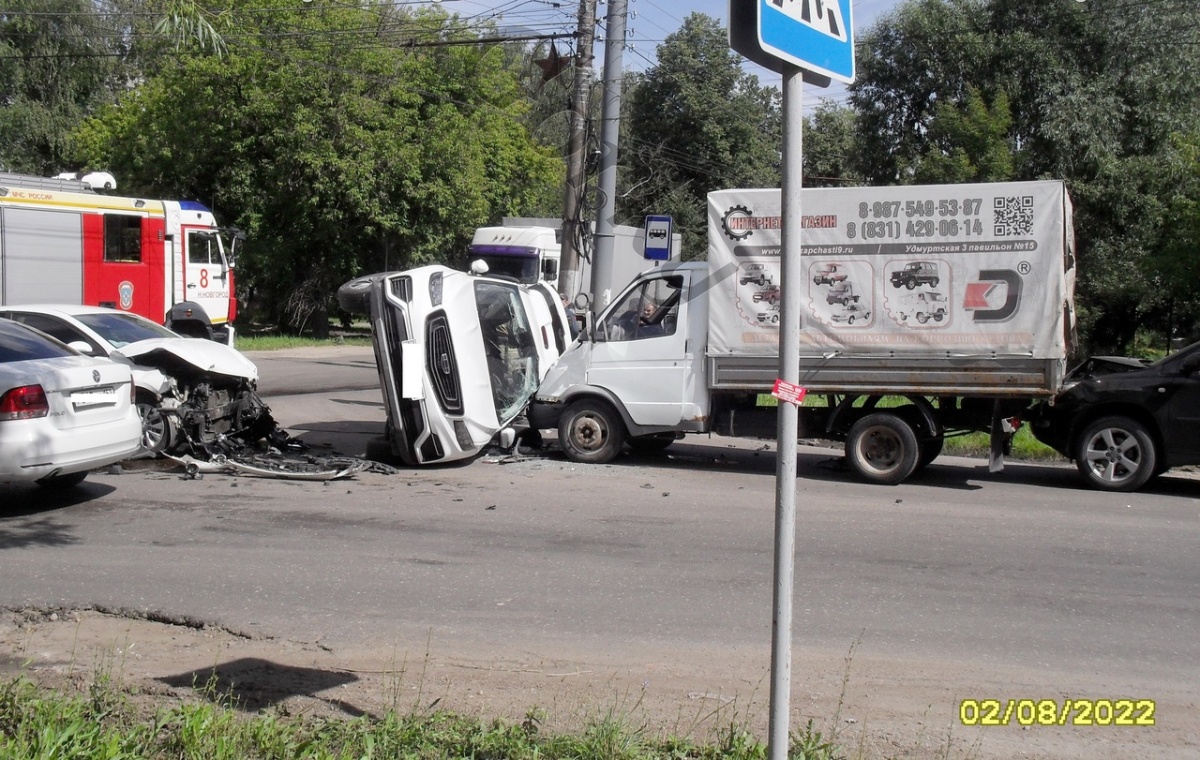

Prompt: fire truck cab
xmin=0 ymin=172 xmax=241 ymax=344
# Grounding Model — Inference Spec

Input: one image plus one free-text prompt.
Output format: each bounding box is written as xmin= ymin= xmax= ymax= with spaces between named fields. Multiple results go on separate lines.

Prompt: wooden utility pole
xmin=559 ymin=0 xmax=596 ymax=299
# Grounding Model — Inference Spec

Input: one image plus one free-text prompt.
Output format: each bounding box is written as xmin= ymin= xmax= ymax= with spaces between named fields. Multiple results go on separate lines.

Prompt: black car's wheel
xmin=845 ymin=413 xmax=920 ymax=485
xmin=1074 ymin=416 xmax=1157 ymax=492
xmin=628 ymin=432 xmax=677 ymax=455
xmin=931 ymin=278 xmax=940 ymax=288
xmin=905 ymin=279 xmax=917 ymax=290
xmin=559 ymin=399 xmax=626 ymax=464
xmin=36 ymin=471 xmax=88 ymax=489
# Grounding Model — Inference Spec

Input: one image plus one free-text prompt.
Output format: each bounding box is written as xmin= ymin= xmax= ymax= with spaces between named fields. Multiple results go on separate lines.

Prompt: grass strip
xmin=0 ymin=676 xmax=844 ymax=760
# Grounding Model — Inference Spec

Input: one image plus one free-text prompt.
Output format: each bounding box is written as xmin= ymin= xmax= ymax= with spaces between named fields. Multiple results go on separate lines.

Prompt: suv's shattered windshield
xmin=476 ymin=281 xmax=539 ymax=422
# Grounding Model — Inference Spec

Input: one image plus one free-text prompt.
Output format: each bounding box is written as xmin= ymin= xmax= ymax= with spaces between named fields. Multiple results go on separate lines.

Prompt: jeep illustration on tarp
xmin=890 ymin=260 xmax=940 ymax=289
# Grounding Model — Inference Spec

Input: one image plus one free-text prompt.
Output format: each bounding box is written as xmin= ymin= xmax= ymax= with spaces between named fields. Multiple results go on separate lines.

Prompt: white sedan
xmin=0 ymin=319 xmax=141 ymax=488
xmin=0 ymin=305 xmax=259 ymax=455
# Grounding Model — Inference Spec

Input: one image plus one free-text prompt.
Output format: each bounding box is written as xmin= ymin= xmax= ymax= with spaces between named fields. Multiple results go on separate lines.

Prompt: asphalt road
xmin=2 ymin=346 xmax=1197 ymax=758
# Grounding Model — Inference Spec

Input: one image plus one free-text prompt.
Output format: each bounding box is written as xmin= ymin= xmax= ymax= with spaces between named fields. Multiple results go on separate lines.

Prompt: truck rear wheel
xmin=917 ymin=434 xmax=944 ymax=470
xmin=1074 ymin=416 xmax=1156 ymax=492
xmin=559 ymin=399 xmax=626 ymax=464
xmin=846 ymin=413 xmax=920 ymax=485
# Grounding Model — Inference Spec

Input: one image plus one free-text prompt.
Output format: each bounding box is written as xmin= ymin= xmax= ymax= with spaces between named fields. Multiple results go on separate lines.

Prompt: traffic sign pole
xmin=767 ymin=62 xmax=804 ymax=760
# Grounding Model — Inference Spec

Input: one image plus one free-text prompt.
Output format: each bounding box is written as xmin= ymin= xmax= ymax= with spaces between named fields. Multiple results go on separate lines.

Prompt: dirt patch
xmin=3 ymin=608 xmax=1196 ymax=759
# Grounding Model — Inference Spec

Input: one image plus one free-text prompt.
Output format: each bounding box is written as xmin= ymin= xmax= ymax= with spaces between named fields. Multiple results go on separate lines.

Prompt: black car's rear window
xmin=0 ymin=319 xmax=76 ymax=363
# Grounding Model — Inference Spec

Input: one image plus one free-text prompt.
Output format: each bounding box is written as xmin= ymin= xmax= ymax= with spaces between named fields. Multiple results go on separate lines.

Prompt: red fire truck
xmin=0 ymin=172 xmax=241 ymax=343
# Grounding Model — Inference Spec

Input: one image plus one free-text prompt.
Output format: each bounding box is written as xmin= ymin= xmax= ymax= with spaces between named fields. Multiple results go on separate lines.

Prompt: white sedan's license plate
xmin=71 ymin=386 xmax=118 ymax=409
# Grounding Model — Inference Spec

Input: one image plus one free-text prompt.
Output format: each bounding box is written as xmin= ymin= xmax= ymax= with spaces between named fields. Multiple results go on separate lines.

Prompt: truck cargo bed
xmin=708 ymin=354 xmax=1063 ymax=397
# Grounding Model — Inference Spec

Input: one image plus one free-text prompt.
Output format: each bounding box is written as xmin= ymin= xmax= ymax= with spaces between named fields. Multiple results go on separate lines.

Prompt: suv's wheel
xmin=1074 ymin=416 xmax=1157 ymax=492
xmin=559 ymin=399 xmax=626 ymax=464
xmin=905 ymin=278 xmax=917 ymax=289
xmin=845 ymin=413 xmax=920 ymax=485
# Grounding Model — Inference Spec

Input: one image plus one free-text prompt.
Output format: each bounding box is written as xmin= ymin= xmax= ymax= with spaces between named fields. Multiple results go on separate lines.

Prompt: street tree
xmin=72 ymin=2 xmax=561 ymax=333
xmin=0 ymin=0 xmax=127 ymax=174
xmin=850 ymin=0 xmax=1200 ymax=353
xmin=802 ymin=101 xmax=861 ymax=187
xmin=622 ymin=14 xmax=781 ymax=259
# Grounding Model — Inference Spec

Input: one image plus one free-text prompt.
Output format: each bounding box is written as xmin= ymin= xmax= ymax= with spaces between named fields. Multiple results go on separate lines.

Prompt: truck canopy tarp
xmin=707 ymin=181 xmax=1075 ymax=361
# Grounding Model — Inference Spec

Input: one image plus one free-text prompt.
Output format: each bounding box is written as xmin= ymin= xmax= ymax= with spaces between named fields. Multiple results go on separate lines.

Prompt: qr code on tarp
xmin=994 ymin=195 xmax=1033 ymax=236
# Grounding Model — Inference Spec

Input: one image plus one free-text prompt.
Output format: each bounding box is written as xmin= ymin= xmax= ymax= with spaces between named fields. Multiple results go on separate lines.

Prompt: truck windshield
xmin=470 ymin=249 xmax=539 ymax=284
xmin=475 ymin=281 xmax=539 ymax=422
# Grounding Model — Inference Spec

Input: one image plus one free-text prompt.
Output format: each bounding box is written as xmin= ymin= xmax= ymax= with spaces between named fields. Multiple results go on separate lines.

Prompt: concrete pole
xmin=588 ymin=0 xmax=627 ymax=309
xmin=559 ymin=0 xmax=596 ymax=299
xmin=767 ymin=62 xmax=804 ymax=760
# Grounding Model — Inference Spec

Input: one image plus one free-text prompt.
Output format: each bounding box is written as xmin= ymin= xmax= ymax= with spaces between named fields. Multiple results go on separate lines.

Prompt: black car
xmin=1030 ymin=342 xmax=1200 ymax=491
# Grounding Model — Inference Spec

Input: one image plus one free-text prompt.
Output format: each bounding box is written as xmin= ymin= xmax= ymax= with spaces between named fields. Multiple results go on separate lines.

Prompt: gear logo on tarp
xmin=722 ymin=205 xmax=754 ymax=241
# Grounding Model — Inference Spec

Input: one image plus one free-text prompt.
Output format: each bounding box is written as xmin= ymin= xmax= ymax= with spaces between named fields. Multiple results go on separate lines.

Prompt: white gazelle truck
xmin=530 ymin=180 xmax=1077 ymax=484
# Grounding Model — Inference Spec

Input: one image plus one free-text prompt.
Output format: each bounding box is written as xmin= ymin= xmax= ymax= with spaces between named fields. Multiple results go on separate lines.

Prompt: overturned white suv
xmin=338 ymin=265 xmax=571 ymax=465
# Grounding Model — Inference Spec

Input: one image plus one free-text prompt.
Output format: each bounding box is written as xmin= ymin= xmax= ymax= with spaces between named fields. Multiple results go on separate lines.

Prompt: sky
xmin=439 ymin=0 xmax=903 ymax=110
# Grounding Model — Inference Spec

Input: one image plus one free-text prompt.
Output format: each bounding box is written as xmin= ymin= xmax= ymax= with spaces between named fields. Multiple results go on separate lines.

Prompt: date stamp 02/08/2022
xmin=959 ymin=699 xmax=1156 ymax=727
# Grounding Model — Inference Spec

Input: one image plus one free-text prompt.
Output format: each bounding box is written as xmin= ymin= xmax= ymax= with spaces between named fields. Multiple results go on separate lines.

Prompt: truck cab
xmin=532 ymin=262 xmax=711 ymax=462
xmin=468 ymin=226 xmax=561 ymax=289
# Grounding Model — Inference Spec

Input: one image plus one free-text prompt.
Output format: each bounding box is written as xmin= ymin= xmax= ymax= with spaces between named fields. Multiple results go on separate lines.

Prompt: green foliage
xmin=621 ymin=14 xmax=782 ymax=259
xmin=909 ymin=87 xmax=1014 ymax=183
xmin=0 ymin=0 xmax=128 ymax=175
xmin=69 ymin=1 xmax=561 ymax=333
xmin=802 ymin=102 xmax=861 ymax=188
xmin=151 ymin=0 xmax=231 ymax=57
xmin=850 ymin=0 xmax=990 ymax=185
xmin=847 ymin=0 xmax=1200 ymax=354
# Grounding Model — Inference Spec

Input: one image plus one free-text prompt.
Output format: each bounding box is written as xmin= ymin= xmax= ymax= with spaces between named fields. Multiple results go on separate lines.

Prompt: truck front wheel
xmin=845 ymin=413 xmax=920 ymax=485
xmin=559 ymin=399 xmax=626 ymax=464
xmin=1074 ymin=416 xmax=1157 ymax=492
